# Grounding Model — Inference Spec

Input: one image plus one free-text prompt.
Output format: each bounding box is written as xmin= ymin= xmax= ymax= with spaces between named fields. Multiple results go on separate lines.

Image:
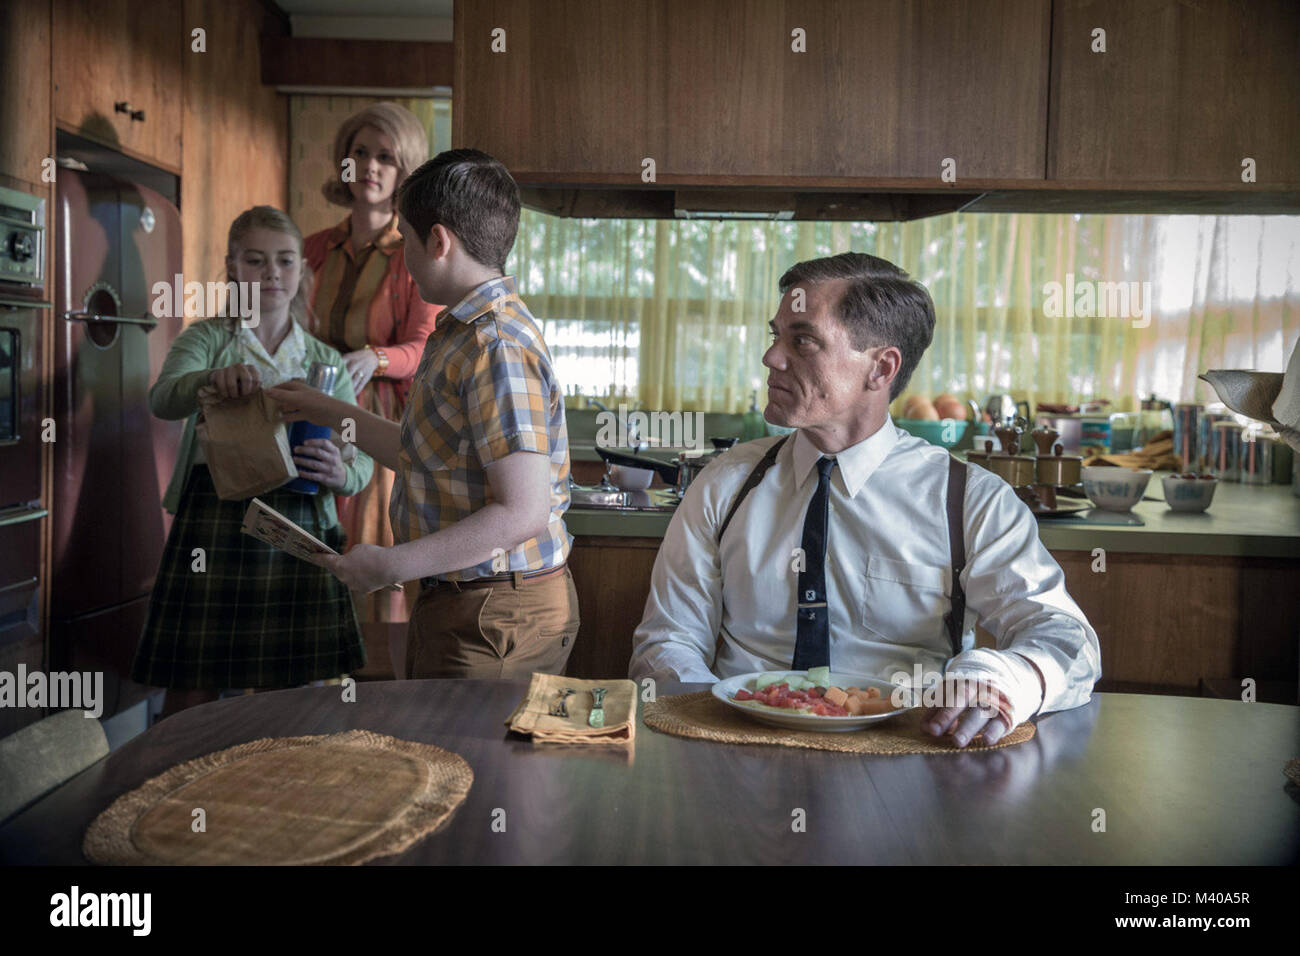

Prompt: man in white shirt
xmin=629 ymin=252 xmax=1101 ymax=747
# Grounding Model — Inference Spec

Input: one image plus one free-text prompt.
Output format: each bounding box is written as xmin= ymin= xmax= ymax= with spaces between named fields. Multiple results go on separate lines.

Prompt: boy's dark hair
xmin=778 ymin=252 xmax=936 ymax=400
xmin=396 ymin=149 xmax=521 ymax=273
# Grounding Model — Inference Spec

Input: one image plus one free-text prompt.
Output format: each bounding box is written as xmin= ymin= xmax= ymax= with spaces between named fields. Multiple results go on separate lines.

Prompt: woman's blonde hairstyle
xmin=322 ymin=102 xmax=430 ymax=208
xmin=223 ymin=205 xmax=315 ymax=334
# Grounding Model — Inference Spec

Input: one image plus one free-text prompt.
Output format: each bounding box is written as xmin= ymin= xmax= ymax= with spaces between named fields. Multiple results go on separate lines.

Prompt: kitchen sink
xmin=568 ymin=486 xmax=680 ymax=512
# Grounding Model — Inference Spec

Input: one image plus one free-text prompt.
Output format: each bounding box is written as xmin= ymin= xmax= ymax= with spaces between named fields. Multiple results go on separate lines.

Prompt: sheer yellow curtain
xmin=512 ymin=209 xmax=1300 ymax=415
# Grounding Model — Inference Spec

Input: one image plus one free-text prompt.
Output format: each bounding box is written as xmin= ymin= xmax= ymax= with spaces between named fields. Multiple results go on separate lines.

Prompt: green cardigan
xmin=151 ymin=318 xmax=373 ymax=530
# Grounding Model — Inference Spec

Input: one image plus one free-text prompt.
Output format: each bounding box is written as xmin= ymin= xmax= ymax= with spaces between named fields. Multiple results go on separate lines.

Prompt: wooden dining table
xmin=2 ymin=680 xmax=1297 ymax=865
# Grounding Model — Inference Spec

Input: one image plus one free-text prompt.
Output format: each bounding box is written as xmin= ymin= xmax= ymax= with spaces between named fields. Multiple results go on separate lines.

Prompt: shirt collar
xmin=791 ymin=415 xmax=901 ymax=498
xmin=445 ymin=275 xmax=519 ymax=325
xmin=237 ymin=320 xmax=306 ymax=372
xmin=326 ymin=214 xmax=403 ymax=256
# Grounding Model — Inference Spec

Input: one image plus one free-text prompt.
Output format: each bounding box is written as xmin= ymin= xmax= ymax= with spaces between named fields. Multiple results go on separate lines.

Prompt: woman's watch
xmin=366 ymin=344 xmax=390 ymax=375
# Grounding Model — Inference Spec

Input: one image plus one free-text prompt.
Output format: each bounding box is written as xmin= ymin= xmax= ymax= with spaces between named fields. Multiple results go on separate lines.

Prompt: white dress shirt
xmin=628 ymin=417 xmax=1102 ymax=723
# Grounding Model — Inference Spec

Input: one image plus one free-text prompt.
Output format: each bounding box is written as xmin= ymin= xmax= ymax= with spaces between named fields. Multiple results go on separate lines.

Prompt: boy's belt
xmin=420 ymin=561 xmax=567 ymax=591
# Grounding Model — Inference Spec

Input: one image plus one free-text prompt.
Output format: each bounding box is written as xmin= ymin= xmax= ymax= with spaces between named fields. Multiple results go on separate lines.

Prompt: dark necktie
xmin=792 ymin=456 xmax=835 ymax=671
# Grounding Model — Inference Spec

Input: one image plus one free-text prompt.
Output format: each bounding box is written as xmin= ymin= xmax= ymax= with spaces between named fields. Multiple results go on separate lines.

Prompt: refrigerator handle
xmin=62 ymin=311 xmax=158 ymax=331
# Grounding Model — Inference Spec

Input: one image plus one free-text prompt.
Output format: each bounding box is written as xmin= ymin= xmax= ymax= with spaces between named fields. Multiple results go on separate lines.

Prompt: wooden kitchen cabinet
xmin=565 ymin=536 xmax=660 ymax=679
xmin=455 ymin=0 xmax=1051 ymax=186
xmin=53 ymin=0 xmax=183 ymax=173
xmin=1048 ymin=0 xmax=1300 ymax=187
xmin=566 ymin=533 xmax=1300 ymax=702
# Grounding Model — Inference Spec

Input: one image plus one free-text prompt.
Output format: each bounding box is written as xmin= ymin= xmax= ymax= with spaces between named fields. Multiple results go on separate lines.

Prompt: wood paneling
xmin=0 ymin=0 xmax=53 ymax=191
xmin=568 ymin=532 xmax=1300 ymax=695
xmin=1049 ymin=0 xmax=1300 ymax=187
xmin=455 ymin=0 xmax=1050 ymax=184
xmin=53 ymin=0 xmax=183 ymax=172
xmin=260 ymin=37 xmax=453 ymax=89
xmin=1055 ymin=551 xmax=1300 ymax=696
xmin=565 ymin=536 xmax=661 ymax=679
xmin=181 ymin=0 xmax=289 ymax=289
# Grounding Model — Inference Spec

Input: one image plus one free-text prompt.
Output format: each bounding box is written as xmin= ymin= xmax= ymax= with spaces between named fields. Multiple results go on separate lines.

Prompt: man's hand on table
xmin=923 ymin=651 xmax=1047 ymax=748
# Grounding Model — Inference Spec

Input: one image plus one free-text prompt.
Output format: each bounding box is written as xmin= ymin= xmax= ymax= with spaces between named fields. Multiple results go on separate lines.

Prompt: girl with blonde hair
xmin=304 ymin=101 xmax=441 ymax=623
xmin=133 ymin=206 xmax=373 ymax=716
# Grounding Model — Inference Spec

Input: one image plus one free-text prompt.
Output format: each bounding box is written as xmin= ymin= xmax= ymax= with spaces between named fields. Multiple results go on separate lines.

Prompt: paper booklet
xmin=240 ymin=497 xmax=403 ymax=593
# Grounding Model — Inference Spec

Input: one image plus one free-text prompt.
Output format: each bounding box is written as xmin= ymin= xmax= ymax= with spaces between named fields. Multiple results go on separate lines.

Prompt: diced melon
xmin=754 ymin=672 xmax=786 ymax=691
xmin=824 ymin=686 xmax=849 ymax=707
xmin=806 ymin=666 xmax=831 ymax=687
xmin=844 ymin=695 xmax=868 ymax=716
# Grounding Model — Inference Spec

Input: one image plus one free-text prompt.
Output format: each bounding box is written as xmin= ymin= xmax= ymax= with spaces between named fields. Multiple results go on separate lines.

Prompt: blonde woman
xmin=133 ymin=206 xmax=373 ymax=717
xmin=305 ymin=101 xmax=441 ymax=622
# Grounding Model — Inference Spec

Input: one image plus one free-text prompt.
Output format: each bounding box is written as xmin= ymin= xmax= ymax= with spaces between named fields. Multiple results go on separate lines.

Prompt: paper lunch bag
xmin=195 ymin=391 xmax=298 ymax=500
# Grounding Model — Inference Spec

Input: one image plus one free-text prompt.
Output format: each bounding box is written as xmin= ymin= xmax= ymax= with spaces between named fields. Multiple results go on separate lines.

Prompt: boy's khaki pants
xmin=406 ymin=566 xmax=579 ymax=679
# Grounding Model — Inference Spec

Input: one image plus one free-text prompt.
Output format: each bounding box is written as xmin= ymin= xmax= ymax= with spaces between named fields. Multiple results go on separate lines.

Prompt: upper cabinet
xmin=455 ymin=0 xmax=1052 ymax=187
xmin=53 ymin=0 xmax=183 ymax=173
xmin=1048 ymin=0 xmax=1300 ymax=188
xmin=457 ymin=0 xmax=1300 ymax=217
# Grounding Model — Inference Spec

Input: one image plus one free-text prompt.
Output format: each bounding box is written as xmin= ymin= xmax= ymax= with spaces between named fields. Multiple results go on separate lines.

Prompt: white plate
xmin=711 ymin=671 xmax=912 ymax=733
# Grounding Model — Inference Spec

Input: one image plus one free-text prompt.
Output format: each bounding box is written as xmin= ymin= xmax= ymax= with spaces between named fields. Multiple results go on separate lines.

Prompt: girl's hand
xmin=293 ymin=438 xmax=347 ymax=492
xmin=342 ymin=349 xmax=380 ymax=396
xmin=208 ymin=363 xmax=261 ymax=399
xmin=266 ymin=379 xmax=342 ymax=426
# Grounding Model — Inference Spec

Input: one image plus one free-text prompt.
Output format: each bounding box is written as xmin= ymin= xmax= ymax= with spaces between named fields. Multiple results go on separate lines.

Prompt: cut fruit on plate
xmin=712 ymin=670 xmax=911 ymax=733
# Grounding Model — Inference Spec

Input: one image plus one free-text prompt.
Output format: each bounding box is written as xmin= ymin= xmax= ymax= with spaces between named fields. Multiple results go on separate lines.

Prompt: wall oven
xmin=0 ymin=183 xmax=48 ymax=670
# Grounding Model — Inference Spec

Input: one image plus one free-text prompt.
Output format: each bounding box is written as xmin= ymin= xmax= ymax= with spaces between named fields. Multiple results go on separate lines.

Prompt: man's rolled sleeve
xmin=463 ymin=342 xmax=553 ymax=465
xmin=956 ymin=473 xmax=1102 ymax=716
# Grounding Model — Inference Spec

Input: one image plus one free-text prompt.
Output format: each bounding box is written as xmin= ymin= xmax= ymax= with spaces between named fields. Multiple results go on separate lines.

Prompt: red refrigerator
xmin=50 ymin=168 xmax=183 ymax=716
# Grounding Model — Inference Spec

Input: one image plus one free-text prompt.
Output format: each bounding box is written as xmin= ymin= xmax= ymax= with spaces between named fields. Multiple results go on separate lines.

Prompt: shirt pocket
xmin=860 ymin=556 xmax=952 ymax=646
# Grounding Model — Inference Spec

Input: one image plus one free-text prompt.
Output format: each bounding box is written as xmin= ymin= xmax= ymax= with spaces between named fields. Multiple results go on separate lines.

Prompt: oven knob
xmin=8 ymin=231 xmax=34 ymax=262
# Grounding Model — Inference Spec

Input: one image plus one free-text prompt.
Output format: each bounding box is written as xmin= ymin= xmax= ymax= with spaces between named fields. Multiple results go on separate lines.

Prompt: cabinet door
xmin=455 ymin=0 xmax=1050 ymax=184
xmin=1049 ymin=0 xmax=1300 ymax=186
xmin=53 ymin=0 xmax=182 ymax=172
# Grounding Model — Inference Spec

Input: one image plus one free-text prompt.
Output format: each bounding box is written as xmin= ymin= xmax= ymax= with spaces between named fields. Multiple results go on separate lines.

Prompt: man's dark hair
xmin=396 ymin=148 xmax=521 ymax=273
xmin=778 ymin=252 xmax=936 ymax=400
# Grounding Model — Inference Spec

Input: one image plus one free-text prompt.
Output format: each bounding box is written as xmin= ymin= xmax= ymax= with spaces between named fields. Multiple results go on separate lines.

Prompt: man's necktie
xmin=792 ymin=456 xmax=835 ymax=671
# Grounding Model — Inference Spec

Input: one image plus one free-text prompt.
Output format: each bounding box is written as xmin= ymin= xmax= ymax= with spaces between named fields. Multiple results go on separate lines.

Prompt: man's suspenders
xmin=715 ymin=436 xmax=790 ymax=546
xmin=942 ymin=454 xmax=968 ymax=659
xmin=712 ymin=436 xmax=968 ymax=666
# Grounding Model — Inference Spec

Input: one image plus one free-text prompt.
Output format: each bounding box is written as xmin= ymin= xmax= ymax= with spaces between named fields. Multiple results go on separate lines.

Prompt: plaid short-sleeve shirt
xmin=390 ymin=275 xmax=572 ymax=581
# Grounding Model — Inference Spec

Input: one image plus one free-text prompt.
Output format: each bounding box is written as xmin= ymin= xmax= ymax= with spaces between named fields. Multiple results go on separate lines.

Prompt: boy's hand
xmin=292 ymin=438 xmax=347 ymax=492
xmin=307 ymin=544 xmax=397 ymax=595
xmin=266 ymin=379 xmax=342 ymax=426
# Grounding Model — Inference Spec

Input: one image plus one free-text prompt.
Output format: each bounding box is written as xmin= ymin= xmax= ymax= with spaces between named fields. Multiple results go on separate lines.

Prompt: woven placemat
xmin=84 ymin=730 xmax=473 ymax=865
xmin=643 ymin=692 xmax=1036 ymax=754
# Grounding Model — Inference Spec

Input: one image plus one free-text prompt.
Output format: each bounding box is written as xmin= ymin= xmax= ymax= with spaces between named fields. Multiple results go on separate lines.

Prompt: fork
xmin=550 ymin=687 xmax=576 ymax=718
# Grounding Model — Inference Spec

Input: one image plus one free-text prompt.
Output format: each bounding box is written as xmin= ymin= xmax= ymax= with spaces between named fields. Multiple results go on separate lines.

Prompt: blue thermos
xmin=284 ymin=361 xmax=338 ymax=494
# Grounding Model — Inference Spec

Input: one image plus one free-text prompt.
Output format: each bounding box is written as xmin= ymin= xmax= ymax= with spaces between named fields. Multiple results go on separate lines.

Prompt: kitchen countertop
xmin=566 ymin=470 xmax=1300 ymax=557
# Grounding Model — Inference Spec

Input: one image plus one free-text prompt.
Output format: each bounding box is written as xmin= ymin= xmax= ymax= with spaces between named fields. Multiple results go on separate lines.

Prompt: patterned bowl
xmin=1162 ymin=474 xmax=1218 ymax=513
xmin=1082 ymin=466 xmax=1152 ymax=512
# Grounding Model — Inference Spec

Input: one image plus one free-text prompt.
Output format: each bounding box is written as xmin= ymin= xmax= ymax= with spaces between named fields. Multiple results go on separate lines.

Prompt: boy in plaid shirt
xmin=270 ymin=149 xmax=578 ymax=678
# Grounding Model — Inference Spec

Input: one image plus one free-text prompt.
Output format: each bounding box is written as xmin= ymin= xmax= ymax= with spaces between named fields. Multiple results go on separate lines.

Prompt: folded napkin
xmin=505 ymin=673 xmax=637 ymax=745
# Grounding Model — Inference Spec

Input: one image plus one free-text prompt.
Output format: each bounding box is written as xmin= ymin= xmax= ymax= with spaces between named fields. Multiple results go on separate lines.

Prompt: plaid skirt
xmin=131 ymin=465 xmax=366 ymax=690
